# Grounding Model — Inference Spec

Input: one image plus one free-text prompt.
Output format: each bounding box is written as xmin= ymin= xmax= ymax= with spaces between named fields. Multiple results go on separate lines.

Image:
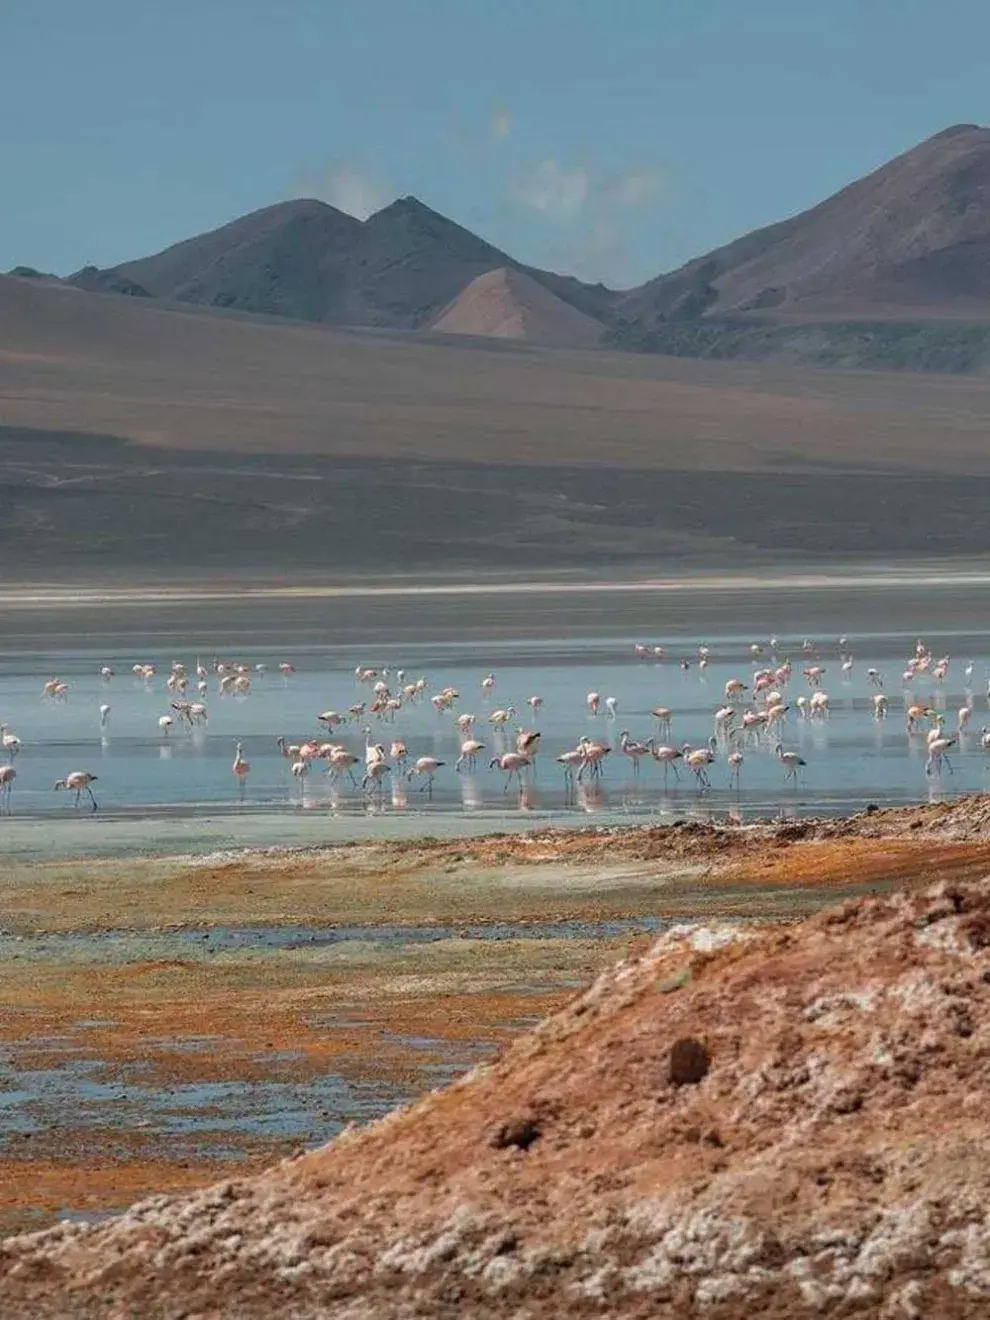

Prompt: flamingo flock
xmin=2 ymin=635 xmax=989 ymax=816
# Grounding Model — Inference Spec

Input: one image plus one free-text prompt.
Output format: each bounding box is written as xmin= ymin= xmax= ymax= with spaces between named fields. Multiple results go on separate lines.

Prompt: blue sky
xmin=2 ymin=0 xmax=988 ymax=287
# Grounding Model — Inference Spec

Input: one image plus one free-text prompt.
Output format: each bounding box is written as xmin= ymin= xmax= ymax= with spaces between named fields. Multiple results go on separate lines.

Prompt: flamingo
xmin=389 ymin=740 xmax=408 ymax=770
xmin=54 ymin=771 xmax=98 ymax=811
xmin=727 ymin=750 xmax=744 ymax=789
xmin=556 ymin=748 xmax=586 ymax=787
xmin=99 ymin=704 xmax=111 ymax=729
xmin=809 ymin=692 xmax=830 ymax=721
xmin=0 ymin=764 xmax=14 ymax=814
xmin=100 ymin=666 xmax=114 ymax=681
xmin=906 ymin=704 xmax=934 ymax=734
xmin=489 ymin=751 xmax=531 ymax=792
xmin=291 ymin=759 xmax=308 ymax=780
xmin=958 ymin=705 xmax=973 ymax=733
xmin=515 ymin=729 xmax=541 ymax=764
xmin=576 ymin=737 xmax=610 ymax=781
xmin=528 ymin=695 xmax=544 ymax=716
xmin=604 ymin=696 xmax=618 ymax=720
xmin=408 ymin=756 xmax=444 ymax=795
xmin=980 ymin=727 xmax=990 ymax=751
xmin=867 ymin=668 xmax=883 ymax=687
xmin=158 ymin=715 xmax=173 ymax=737
xmin=683 ymin=740 xmax=717 ymax=791
xmin=456 ymin=739 xmax=486 ymax=772
xmin=457 ymin=713 xmax=477 ymax=734
xmin=874 ymin=694 xmax=889 ymax=720
xmin=926 ymin=736 xmax=956 ymax=776
xmin=488 ymin=706 xmax=516 ymax=729
xmin=0 ymin=725 xmax=22 ymax=758
xmin=363 ymin=760 xmax=391 ymax=794
xmin=774 ymin=743 xmax=806 ymax=785
xmin=651 ymin=706 xmax=673 ymax=738
xmin=482 ymin=672 xmax=496 ymax=694
xmin=714 ymin=706 xmax=736 ymax=739
xmin=587 ymin=691 xmax=601 ymax=717
xmin=327 ymin=748 xmax=361 ymax=786
xmin=232 ymin=742 xmax=251 ymax=784
xmin=725 ymin=678 xmax=747 ymax=700
xmin=652 ymin=744 xmax=682 ymax=785
xmin=618 ymin=731 xmax=653 ymax=775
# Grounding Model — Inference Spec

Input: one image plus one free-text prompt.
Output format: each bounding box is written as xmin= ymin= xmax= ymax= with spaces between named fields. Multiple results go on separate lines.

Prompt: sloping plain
xmin=4 ymin=271 xmax=990 ymax=576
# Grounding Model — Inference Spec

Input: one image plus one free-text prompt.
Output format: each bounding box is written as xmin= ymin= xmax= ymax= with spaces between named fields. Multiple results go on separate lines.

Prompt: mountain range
xmin=12 ymin=123 xmax=990 ymax=370
xmin=7 ymin=124 xmax=990 ymax=575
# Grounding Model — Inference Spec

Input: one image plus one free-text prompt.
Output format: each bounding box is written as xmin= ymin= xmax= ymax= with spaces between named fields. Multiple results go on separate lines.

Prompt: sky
xmin=2 ymin=0 xmax=989 ymax=288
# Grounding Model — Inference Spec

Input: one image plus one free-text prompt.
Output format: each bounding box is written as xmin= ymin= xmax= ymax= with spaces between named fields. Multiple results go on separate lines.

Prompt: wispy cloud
xmin=322 ymin=164 xmax=388 ymax=219
xmin=510 ymin=159 xmax=590 ymax=217
xmin=507 ymin=159 xmax=667 ymax=285
xmin=603 ymin=166 xmax=664 ymax=209
xmin=299 ymin=161 xmax=389 ymax=219
xmin=491 ymin=108 xmax=512 ymax=142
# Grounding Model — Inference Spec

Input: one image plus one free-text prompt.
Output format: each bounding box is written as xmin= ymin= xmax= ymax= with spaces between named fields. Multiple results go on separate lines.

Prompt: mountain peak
xmin=927 ymin=123 xmax=987 ymax=141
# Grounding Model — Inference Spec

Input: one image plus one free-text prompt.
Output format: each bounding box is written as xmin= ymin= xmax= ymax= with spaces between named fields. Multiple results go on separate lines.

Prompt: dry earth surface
xmin=6 ymin=797 xmax=990 ymax=1315
xmin=7 ymin=270 xmax=990 ymax=572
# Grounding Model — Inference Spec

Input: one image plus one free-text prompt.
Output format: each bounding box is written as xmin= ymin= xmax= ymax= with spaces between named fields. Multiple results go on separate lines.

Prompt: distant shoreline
xmin=6 ymin=563 xmax=990 ymax=609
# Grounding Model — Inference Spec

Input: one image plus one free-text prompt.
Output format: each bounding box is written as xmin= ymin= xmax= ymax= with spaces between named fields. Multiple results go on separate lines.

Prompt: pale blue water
xmin=1 ymin=632 xmax=988 ymax=845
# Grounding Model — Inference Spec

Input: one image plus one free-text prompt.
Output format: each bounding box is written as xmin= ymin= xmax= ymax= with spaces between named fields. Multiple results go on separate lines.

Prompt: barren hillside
xmin=617 ymin=125 xmax=990 ymax=330
xmin=6 ymin=821 xmax=990 ymax=1316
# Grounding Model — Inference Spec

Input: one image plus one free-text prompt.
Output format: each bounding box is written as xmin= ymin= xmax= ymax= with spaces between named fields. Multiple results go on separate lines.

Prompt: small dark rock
xmin=491 ymin=1116 xmax=542 ymax=1151
xmin=866 ymin=803 xmax=879 ymax=815
xmin=669 ymin=1037 xmax=711 ymax=1085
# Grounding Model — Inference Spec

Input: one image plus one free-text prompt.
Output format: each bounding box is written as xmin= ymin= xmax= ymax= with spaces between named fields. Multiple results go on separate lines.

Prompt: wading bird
xmin=489 ymin=751 xmax=531 ymax=792
xmin=456 ymin=739 xmax=486 ymax=772
xmin=0 ymin=764 xmax=14 ymax=814
xmin=774 ymin=743 xmax=806 ymax=785
xmin=55 ymin=770 xmax=98 ymax=811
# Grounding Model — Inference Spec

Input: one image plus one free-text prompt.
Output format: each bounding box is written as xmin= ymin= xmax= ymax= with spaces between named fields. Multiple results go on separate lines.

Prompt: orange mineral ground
xmin=6 ymin=799 xmax=990 ymax=1316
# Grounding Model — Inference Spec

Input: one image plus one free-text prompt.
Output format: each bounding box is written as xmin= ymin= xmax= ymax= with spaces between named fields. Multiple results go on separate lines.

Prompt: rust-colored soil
xmin=7 ymin=797 xmax=990 ymax=1316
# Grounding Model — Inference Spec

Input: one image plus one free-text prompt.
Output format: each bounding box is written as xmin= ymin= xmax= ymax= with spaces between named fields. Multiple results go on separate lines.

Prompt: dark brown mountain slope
xmin=616 ymin=124 xmax=990 ymax=329
xmin=68 ymin=195 xmax=616 ymax=331
xmin=85 ymin=198 xmax=365 ymax=321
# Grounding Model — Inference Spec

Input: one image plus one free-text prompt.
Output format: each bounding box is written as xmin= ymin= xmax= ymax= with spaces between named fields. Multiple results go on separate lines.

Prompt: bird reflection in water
xmin=516 ymin=785 xmax=539 ymax=812
xmin=577 ymin=782 xmax=607 ymax=813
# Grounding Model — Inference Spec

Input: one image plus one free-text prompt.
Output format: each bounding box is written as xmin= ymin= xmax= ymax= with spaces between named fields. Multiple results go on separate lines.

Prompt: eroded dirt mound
xmin=6 ymin=876 xmax=990 ymax=1318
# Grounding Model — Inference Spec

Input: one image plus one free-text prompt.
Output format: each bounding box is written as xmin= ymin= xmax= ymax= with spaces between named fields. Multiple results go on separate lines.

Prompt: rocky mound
xmin=5 ymin=878 xmax=990 ymax=1317
xmin=430 ymin=266 xmax=603 ymax=346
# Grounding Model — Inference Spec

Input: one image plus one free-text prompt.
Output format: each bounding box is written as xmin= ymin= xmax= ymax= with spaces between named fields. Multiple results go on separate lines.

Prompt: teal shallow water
xmin=2 ymin=628 xmax=989 ymax=860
